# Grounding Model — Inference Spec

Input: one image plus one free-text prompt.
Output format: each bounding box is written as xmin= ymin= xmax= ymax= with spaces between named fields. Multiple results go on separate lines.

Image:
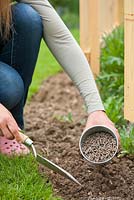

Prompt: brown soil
xmin=82 ymin=132 xmax=117 ymax=163
xmin=25 ymin=72 xmax=134 ymax=200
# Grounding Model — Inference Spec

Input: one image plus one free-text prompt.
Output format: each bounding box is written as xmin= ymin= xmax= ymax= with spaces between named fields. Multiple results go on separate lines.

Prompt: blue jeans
xmin=0 ymin=3 xmax=43 ymax=129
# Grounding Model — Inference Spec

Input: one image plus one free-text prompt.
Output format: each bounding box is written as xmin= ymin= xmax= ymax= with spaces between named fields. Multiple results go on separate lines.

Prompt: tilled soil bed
xmin=25 ymin=72 xmax=134 ymax=200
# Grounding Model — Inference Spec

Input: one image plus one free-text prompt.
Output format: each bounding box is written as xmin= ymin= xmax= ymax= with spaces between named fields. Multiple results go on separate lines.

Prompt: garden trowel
xmin=19 ymin=131 xmax=81 ymax=186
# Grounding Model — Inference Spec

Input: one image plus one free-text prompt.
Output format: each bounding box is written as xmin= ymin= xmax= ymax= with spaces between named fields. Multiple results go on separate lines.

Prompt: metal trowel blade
xmin=21 ymin=133 xmax=81 ymax=186
xmin=36 ymin=154 xmax=81 ymax=186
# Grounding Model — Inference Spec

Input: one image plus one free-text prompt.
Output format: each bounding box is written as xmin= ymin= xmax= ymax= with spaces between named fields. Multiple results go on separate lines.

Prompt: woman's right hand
xmin=0 ymin=103 xmax=22 ymax=142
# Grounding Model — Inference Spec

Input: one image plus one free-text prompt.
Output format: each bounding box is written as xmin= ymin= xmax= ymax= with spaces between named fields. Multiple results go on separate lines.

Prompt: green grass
xmin=0 ymin=154 xmax=61 ymax=200
xmin=28 ymin=29 xmax=79 ymax=100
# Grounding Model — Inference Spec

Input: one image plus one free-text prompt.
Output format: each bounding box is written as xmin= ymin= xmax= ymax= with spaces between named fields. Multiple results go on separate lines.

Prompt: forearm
xmin=18 ymin=0 xmax=104 ymax=113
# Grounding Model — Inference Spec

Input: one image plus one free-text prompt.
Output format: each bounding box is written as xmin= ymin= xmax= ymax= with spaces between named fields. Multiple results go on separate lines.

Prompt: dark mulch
xmin=25 ymin=72 xmax=134 ymax=200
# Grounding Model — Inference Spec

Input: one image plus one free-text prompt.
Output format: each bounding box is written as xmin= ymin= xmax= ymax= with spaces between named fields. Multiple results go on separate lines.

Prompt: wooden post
xmin=79 ymin=0 xmax=91 ymax=63
xmin=80 ymin=0 xmax=100 ymax=76
xmin=99 ymin=0 xmax=124 ymax=35
xmin=89 ymin=0 xmax=100 ymax=76
xmin=124 ymin=0 xmax=134 ymax=122
xmin=115 ymin=0 xmax=124 ymax=25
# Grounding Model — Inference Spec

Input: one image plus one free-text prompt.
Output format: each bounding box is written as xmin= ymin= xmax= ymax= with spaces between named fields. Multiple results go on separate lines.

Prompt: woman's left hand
xmin=85 ymin=110 xmax=120 ymax=143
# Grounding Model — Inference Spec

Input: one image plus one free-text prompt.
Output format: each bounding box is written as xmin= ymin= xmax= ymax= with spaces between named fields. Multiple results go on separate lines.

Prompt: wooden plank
xmin=115 ymin=0 xmax=124 ymax=25
xmin=79 ymin=0 xmax=91 ymax=61
xmin=99 ymin=0 xmax=116 ymax=35
xmin=89 ymin=0 xmax=100 ymax=76
xmin=124 ymin=0 xmax=134 ymax=121
xmin=99 ymin=0 xmax=124 ymax=36
xmin=79 ymin=0 xmax=100 ymax=75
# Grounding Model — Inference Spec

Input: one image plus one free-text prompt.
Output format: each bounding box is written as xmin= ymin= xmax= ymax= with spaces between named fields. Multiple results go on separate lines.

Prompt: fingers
xmin=115 ymin=129 xmax=121 ymax=146
xmin=106 ymin=124 xmax=120 ymax=145
xmin=0 ymin=125 xmax=14 ymax=140
xmin=6 ymin=113 xmax=22 ymax=142
xmin=7 ymin=123 xmax=22 ymax=142
xmin=0 ymin=116 xmax=11 ymax=138
xmin=0 ymin=104 xmax=22 ymax=142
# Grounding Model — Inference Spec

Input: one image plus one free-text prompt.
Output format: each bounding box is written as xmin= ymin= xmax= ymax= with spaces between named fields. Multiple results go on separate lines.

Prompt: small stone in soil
xmin=81 ymin=132 xmax=117 ymax=163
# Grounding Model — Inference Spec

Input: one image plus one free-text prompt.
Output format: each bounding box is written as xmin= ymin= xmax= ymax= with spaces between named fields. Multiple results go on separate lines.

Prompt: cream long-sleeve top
xmin=17 ymin=0 xmax=104 ymax=114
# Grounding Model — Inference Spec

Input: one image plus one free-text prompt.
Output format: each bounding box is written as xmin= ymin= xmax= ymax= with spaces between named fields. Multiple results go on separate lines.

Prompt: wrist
xmin=88 ymin=110 xmax=105 ymax=117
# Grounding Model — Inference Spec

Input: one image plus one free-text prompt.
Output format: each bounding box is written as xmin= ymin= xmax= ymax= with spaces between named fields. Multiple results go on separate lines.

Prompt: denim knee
xmin=0 ymin=62 xmax=24 ymax=110
xmin=12 ymin=3 xmax=43 ymax=36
